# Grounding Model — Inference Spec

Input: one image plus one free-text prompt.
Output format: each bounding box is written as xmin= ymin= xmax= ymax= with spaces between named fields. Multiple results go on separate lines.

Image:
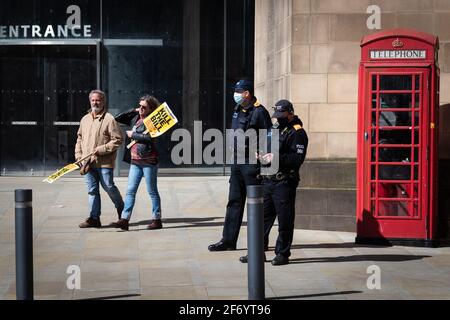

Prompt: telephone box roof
xmin=361 ymin=28 xmax=439 ymax=48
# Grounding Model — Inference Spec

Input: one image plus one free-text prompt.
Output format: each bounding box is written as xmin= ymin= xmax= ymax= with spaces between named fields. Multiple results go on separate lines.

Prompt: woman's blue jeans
xmin=84 ymin=168 xmax=124 ymax=220
xmin=121 ymin=164 xmax=161 ymax=221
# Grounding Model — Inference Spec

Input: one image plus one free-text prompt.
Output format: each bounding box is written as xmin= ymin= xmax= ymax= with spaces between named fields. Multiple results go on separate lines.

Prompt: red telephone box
xmin=356 ymin=29 xmax=440 ymax=247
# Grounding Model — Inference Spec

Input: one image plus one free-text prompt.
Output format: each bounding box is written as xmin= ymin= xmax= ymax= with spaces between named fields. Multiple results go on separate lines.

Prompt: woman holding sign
xmin=113 ymin=95 xmax=162 ymax=231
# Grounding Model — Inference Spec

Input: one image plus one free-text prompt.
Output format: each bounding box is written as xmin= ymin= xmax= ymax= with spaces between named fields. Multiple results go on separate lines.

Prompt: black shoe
xmin=79 ymin=217 xmax=101 ymax=228
xmin=239 ymin=253 xmax=266 ymax=263
xmin=109 ymin=218 xmax=129 ymax=231
xmin=208 ymin=240 xmax=236 ymax=251
xmin=147 ymin=219 xmax=163 ymax=230
xmin=271 ymin=254 xmax=289 ymax=266
xmin=239 ymin=255 xmax=248 ymax=263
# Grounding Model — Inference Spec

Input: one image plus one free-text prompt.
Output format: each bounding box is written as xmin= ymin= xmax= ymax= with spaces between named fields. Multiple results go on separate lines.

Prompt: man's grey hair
xmin=89 ymin=89 xmax=106 ymax=102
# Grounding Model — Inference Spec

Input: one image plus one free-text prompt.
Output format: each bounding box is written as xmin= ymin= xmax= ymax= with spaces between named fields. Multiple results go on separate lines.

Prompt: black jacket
xmin=266 ymin=115 xmax=308 ymax=179
xmin=115 ymin=109 xmax=156 ymax=164
xmin=229 ymin=97 xmax=272 ymax=162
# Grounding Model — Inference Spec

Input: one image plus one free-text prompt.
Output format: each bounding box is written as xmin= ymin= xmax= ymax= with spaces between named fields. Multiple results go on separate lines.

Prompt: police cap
xmin=272 ymin=99 xmax=294 ymax=118
xmin=234 ymin=79 xmax=254 ymax=94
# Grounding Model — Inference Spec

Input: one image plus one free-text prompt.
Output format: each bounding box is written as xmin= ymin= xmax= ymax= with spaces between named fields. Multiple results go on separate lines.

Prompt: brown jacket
xmin=75 ymin=110 xmax=123 ymax=168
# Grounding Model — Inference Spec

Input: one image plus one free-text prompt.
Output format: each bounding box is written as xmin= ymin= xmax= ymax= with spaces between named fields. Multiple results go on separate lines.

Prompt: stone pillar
xmin=254 ymin=0 xmax=291 ymax=109
xmin=182 ymin=0 xmax=200 ymax=134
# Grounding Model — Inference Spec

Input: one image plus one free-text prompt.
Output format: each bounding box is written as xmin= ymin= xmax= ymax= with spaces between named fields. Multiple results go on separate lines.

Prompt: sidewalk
xmin=1 ymin=176 xmax=450 ymax=300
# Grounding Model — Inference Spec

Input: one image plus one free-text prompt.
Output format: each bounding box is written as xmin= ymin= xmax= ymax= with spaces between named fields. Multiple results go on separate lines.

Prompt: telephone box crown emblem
xmin=392 ymin=38 xmax=404 ymax=48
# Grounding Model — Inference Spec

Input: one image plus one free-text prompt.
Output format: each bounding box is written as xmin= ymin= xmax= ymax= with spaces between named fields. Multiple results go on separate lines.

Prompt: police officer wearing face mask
xmin=208 ymin=80 xmax=272 ymax=251
xmin=240 ymin=99 xmax=308 ymax=265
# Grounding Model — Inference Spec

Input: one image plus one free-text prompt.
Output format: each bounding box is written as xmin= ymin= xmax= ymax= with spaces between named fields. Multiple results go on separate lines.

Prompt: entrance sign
xmin=356 ymin=29 xmax=440 ymax=247
xmin=0 ymin=3 xmax=96 ymax=39
xmin=0 ymin=25 xmax=92 ymax=38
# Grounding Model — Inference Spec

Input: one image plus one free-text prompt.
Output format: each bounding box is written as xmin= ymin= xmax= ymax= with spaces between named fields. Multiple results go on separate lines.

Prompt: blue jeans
xmin=121 ymin=164 xmax=161 ymax=221
xmin=84 ymin=168 xmax=124 ymax=220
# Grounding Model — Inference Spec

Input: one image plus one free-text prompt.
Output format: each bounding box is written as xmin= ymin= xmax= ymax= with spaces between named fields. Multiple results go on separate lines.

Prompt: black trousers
xmin=263 ymin=179 xmax=299 ymax=257
xmin=222 ymin=164 xmax=260 ymax=245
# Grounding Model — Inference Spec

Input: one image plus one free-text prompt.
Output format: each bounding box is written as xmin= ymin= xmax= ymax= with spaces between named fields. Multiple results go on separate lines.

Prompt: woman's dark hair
xmin=140 ymin=95 xmax=160 ymax=113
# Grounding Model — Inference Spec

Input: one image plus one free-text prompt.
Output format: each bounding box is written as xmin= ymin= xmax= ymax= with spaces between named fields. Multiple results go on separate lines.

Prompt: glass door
xmin=0 ymin=45 xmax=96 ymax=176
xmin=43 ymin=45 xmax=96 ymax=174
xmin=0 ymin=46 xmax=45 ymax=175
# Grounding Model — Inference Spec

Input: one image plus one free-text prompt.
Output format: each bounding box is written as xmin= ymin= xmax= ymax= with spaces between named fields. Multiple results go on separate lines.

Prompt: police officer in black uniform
xmin=240 ymin=99 xmax=308 ymax=265
xmin=208 ymin=80 xmax=272 ymax=251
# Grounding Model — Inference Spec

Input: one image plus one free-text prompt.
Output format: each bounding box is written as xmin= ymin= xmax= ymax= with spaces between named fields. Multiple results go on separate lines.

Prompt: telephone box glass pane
xmin=378 ymin=147 xmax=411 ymax=163
xmin=413 ymin=183 xmax=419 ymax=199
xmin=378 ymin=165 xmax=411 ymax=180
xmin=372 ymin=94 xmax=377 ymax=109
xmin=378 ymin=201 xmax=411 ymax=217
xmin=378 ymin=183 xmax=412 ymax=199
xmin=379 ymin=75 xmax=412 ymax=90
xmin=380 ymin=94 xmax=413 ymax=109
xmin=378 ymin=111 xmax=397 ymax=126
xmin=413 ymin=201 xmax=419 ymax=217
xmin=415 ymin=76 xmax=420 ymax=90
xmin=379 ymin=111 xmax=413 ymax=127
xmin=414 ymin=93 xmax=420 ymax=108
xmin=372 ymin=75 xmax=377 ymax=91
xmin=379 ymin=129 xmax=413 ymax=144
xmin=371 ymin=164 xmax=376 ymax=180
xmin=415 ymin=112 xmax=420 ymax=126
xmin=371 ymin=129 xmax=377 ymax=144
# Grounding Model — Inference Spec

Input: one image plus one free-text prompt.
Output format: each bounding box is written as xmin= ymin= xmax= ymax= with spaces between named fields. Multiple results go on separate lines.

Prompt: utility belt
xmin=258 ymin=171 xmax=297 ymax=181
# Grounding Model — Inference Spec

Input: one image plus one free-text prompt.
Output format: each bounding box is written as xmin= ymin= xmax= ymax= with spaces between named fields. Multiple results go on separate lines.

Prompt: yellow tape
xmin=43 ymin=163 xmax=80 ymax=184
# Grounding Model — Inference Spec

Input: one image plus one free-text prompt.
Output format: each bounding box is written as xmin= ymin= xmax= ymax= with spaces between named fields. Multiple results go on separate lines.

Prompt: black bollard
xmin=246 ymin=185 xmax=265 ymax=300
xmin=15 ymin=189 xmax=33 ymax=300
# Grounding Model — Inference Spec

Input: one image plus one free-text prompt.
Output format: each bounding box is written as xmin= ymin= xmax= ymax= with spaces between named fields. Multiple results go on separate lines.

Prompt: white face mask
xmin=234 ymin=92 xmax=245 ymax=105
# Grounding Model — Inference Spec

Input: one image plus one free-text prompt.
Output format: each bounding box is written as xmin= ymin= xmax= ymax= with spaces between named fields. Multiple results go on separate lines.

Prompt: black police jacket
xmin=229 ymin=97 xmax=272 ymax=162
xmin=266 ymin=116 xmax=308 ymax=178
xmin=114 ymin=108 xmax=156 ymax=164
xmin=231 ymin=97 xmax=272 ymax=131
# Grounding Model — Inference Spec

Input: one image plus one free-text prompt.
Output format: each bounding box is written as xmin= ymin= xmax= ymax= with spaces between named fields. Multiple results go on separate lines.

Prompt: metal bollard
xmin=246 ymin=185 xmax=265 ymax=300
xmin=15 ymin=189 xmax=34 ymax=300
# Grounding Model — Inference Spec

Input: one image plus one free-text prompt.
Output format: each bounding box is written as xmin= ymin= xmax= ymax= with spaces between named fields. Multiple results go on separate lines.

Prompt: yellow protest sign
xmin=42 ymin=163 xmax=80 ymax=184
xmin=144 ymin=102 xmax=178 ymax=137
xmin=127 ymin=102 xmax=178 ymax=149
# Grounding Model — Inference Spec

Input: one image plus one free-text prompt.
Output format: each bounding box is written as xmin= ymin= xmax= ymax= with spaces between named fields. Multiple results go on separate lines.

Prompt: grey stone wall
xmin=295 ymin=160 xmax=356 ymax=232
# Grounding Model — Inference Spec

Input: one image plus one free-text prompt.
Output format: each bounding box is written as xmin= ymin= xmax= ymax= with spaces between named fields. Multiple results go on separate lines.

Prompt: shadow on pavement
xmin=289 ymin=254 xmax=431 ymax=264
xmin=267 ymin=290 xmax=362 ymax=300
xmin=100 ymin=217 xmax=228 ymax=230
xmin=128 ymin=217 xmax=242 ymax=230
xmin=290 ymin=243 xmax=391 ymax=250
xmin=78 ymin=293 xmax=141 ymax=300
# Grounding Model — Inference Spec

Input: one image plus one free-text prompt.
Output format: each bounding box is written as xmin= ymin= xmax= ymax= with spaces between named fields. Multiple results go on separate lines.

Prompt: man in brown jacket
xmin=75 ymin=90 xmax=124 ymax=228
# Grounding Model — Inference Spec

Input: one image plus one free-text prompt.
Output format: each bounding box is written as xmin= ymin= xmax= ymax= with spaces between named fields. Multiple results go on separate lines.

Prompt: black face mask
xmin=277 ymin=117 xmax=289 ymax=129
